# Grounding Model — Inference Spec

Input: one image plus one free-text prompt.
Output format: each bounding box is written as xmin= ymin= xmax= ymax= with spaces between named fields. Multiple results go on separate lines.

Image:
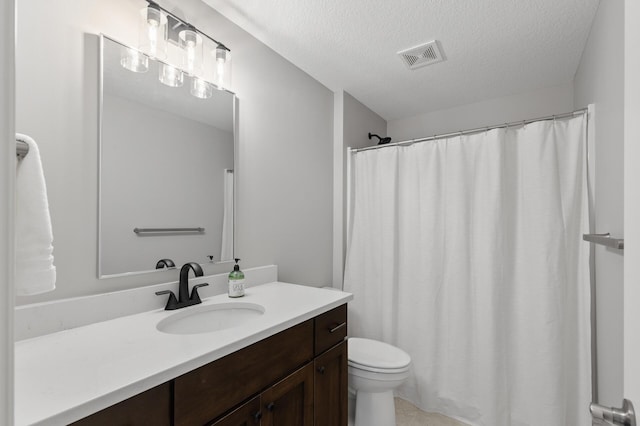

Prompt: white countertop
xmin=15 ymin=282 xmax=352 ymax=426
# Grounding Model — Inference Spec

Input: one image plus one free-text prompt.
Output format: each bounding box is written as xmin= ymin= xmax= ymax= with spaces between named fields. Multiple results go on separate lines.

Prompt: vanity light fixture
xmin=120 ymin=46 xmax=149 ymax=73
xmin=121 ymin=0 xmax=232 ymax=95
xmin=139 ymin=2 xmax=167 ymax=59
xmin=159 ymin=63 xmax=184 ymax=87
xmin=179 ymin=25 xmax=202 ymax=75
xmin=190 ymin=77 xmax=214 ymax=99
xmin=214 ymin=45 xmax=231 ymax=90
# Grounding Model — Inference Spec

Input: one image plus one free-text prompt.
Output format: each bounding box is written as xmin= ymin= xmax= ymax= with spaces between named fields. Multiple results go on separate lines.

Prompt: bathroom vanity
xmin=15 ymin=282 xmax=352 ymax=426
xmin=73 ymin=305 xmax=347 ymax=426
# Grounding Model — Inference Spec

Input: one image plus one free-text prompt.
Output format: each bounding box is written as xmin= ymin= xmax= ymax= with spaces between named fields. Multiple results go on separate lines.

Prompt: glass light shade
xmin=120 ymin=47 xmax=149 ymax=73
xmin=213 ymin=46 xmax=232 ymax=90
xmin=190 ymin=77 xmax=214 ymax=99
xmin=179 ymin=27 xmax=203 ymax=76
xmin=158 ymin=63 xmax=184 ymax=87
xmin=138 ymin=4 xmax=167 ymax=59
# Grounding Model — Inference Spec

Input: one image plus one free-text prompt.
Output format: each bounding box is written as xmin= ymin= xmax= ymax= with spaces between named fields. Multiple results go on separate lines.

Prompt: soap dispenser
xmin=228 ymin=258 xmax=245 ymax=298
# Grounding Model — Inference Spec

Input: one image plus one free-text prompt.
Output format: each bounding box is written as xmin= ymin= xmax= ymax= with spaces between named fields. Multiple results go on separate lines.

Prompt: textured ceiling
xmin=201 ymin=0 xmax=600 ymax=121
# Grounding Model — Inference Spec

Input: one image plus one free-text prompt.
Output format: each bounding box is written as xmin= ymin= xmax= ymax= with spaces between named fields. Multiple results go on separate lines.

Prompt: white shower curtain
xmin=344 ymin=115 xmax=591 ymax=426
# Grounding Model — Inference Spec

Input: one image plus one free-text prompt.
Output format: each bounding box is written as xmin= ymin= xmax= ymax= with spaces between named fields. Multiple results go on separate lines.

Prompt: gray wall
xmin=387 ymin=82 xmax=574 ymax=140
xmin=15 ymin=0 xmax=334 ymax=303
xmin=344 ymin=92 xmax=387 ymax=151
xmin=333 ymin=92 xmax=387 ymax=287
xmin=0 ymin=0 xmax=15 ymax=420
xmin=574 ymin=0 xmax=625 ymax=406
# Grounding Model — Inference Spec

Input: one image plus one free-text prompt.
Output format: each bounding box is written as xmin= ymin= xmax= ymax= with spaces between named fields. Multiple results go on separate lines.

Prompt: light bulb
xmin=147 ymin=22 xmax=158 ymax=56
xmin=146 ymin=4 xmax=161 ymax=57
xmin=186 ymin=41 xmax=196 ymax=73
xmin=138 ymin=4 xmax=166 ymax=59
xmin=179 ymin=27 xmax=200 ymax=75
xmin=215 ymin=46 xmax=227 ymax=88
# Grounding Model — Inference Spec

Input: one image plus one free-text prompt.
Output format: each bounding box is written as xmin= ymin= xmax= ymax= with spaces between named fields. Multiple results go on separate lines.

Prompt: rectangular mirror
xmin=98 ymin=35 xmax=236 ymax=278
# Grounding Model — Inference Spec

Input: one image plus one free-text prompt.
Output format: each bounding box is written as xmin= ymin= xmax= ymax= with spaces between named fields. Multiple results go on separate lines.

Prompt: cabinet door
xmin=262 ymin=363 xmax=314 ymax=426
xmin=175 ymin=320 xmax=313 ymax=426
xmin=314 ymin=341 xmax=348 ymax=426
xmin=209 ymin=396 xmax=262 ymax=426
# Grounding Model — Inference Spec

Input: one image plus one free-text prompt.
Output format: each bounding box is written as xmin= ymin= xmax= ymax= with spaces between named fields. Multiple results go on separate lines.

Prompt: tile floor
xmin=394 ymin=398 xmax=470 ymax=426
xmin=349 ymin=397 xmax=469 ymax=426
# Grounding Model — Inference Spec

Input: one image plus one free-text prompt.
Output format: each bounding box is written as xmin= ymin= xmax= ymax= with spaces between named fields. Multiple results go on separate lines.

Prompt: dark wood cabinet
xmin=262 ymin=363 xmax=314 ymax=426
xmin=314 ymin=341 xmax=348 ymax=426
xmin=72 ymin=304 xmax=347 ymax=426
xmin=70 ymin=382 xmax=172 ymax=426
xmin=209 ymin=396 xmax=262 ymax=426
xmin=174 ymin=320 xmax=314 ymax=426
xmin=314 ymin=304 xmax=347 ymax=356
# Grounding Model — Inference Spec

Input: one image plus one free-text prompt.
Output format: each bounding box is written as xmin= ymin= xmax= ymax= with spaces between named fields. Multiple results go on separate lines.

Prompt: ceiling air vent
xmin=398 ymin=40 xmax=445 ymax=70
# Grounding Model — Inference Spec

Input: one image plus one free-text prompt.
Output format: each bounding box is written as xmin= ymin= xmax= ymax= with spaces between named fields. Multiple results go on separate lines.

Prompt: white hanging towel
xmin=15 ymin=133 xmax=56 ymax=295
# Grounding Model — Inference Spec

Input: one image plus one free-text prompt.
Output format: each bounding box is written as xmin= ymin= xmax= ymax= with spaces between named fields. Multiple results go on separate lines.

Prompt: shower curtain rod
xmin=351 ymin=107 xmax=588 ymax=153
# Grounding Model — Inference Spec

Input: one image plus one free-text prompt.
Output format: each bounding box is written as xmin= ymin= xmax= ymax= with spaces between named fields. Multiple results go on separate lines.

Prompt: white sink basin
xmin=156 ymin=302 xmax=265 ymax=335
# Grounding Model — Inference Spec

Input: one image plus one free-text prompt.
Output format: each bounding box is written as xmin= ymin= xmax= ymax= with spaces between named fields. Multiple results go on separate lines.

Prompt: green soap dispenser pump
xmin=228 ymin=258 xmax=245 ymax=298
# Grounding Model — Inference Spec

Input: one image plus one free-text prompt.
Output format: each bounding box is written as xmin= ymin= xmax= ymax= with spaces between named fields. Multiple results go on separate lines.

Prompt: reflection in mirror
xmin=99 ymin=35 xmax=235 ymax=278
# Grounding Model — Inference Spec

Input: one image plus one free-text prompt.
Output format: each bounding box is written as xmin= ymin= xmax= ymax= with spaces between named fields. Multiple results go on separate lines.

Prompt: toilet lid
xmin=348 ymin=337 xmax=411 ymax=370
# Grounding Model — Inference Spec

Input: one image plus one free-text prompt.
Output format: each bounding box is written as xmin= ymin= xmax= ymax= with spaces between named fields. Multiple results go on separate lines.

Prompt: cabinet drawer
xmin=174 ymin=320 xmax=314 ymax=426
xmin=314 ymin=304 xmax=347 ymax=356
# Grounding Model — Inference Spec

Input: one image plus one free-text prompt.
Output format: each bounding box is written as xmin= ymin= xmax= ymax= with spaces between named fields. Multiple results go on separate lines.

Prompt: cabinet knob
xmin=253 ymin=411 xmax=262 ymax=422
xmin=317 ymin=366 xmax=325 ymax=374
xmin=267 ymin=402 xmax=275 ymax=412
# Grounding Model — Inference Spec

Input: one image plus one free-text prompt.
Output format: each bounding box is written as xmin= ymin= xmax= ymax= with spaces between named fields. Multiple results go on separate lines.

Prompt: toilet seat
xmin=349 ymin=360 xmax=411 ymax=374
xmin=348 ymin=337 xmax=411 ymax=372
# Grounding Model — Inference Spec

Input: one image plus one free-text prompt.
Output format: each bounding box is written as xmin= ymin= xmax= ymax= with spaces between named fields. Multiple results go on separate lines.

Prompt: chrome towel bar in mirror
xmin=134 ymin=227 xmax=205 ymax=235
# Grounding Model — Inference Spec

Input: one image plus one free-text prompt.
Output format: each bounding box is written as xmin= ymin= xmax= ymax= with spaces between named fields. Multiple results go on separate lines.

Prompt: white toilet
xmin=348 ymin=337 xmax=412 ymax=426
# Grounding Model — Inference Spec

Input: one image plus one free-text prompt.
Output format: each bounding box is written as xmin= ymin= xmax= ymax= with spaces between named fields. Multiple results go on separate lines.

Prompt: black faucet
xmin=155 ymin=262 xmax=209 ymax=310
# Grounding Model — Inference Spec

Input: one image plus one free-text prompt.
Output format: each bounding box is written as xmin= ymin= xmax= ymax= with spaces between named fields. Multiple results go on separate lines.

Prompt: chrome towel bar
xmin=16 ymin=139 xmax=29 ymax=159
xmin=134 ymin=227 xmax=205 ymax=235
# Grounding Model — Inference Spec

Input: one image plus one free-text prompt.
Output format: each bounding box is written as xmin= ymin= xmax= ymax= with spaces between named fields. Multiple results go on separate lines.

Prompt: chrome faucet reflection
xmin=155 ymin=262 xmax=209 ymax=310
